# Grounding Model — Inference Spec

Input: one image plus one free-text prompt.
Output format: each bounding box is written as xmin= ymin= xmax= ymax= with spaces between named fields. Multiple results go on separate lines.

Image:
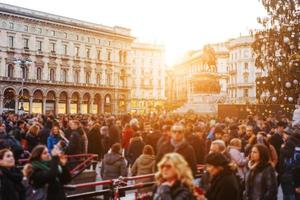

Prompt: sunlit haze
xmin=0 ymin=0 xmax=266 ymax=65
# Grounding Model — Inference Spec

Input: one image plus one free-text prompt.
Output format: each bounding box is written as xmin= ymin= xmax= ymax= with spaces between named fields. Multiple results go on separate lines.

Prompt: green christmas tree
xmin=252 ymin=0 xmax=300 ymax=104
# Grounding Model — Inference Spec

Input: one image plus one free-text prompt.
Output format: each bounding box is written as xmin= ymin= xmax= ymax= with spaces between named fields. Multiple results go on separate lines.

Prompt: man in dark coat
xmin=106 ymin=117 xmax=120 ymax=149
xmin=39 ymin=119 xmax=52 ymax=145
xmin=156 ymin=125 xmax=171 ymax=153
xmin=269 ymin=120 xmax=286 ymax=179
xmin=65 ymin=120 xmax=84 ymax=155
xmin=186 ymin=126 xmax=206 ymax=164
xmin=9 ymin=120 xmax=26 ymax=142
xmin=156 ymin=124 xmax=197 ymax=175
xmin=145 ymin=123 xmax=161 ymax=154
xmin=87 ymin=118 xmax=102 ymax=159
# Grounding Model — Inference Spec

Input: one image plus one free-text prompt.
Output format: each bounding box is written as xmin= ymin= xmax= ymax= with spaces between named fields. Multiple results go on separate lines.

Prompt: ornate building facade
xmin=130 ymin=43 xmax=165 ymax=113
xmin=0 ymin=3 xmax=137 ymax=114
xmin=166 ymin=35 xmax=265 ymax=113
xmin=227 ymin=36 xmax=265 ymax=103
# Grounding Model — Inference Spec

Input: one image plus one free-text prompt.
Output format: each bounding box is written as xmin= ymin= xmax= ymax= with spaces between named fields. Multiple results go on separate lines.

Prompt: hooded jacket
xmin=131 ymin=154 xmax=155 ymax=176
xmin=101 ymin=152 xmax=127 ymax=180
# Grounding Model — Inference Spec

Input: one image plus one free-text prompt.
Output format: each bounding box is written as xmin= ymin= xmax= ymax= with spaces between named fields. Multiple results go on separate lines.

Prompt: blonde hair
xmin=28 ymin=125 xmax=40 ymax=136
xmin=155 ymin=153 xmax=194 ymax=191
xmin=229 ymin=138 xmax=242 ymax=148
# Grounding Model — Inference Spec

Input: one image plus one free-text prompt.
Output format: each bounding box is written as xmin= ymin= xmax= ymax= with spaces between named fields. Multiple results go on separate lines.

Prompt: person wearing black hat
xmin=205 ymin=152 xmax=240 ymax=200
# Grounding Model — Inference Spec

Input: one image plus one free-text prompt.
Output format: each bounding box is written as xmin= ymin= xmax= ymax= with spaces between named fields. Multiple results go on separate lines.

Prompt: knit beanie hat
xmin=206 ymin=152 xmax=229 ymax=167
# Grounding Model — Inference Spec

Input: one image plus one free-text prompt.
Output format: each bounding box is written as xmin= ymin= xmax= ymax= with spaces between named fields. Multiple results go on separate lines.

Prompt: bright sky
xmin=1 ymin=0 xmax=266 ymax=65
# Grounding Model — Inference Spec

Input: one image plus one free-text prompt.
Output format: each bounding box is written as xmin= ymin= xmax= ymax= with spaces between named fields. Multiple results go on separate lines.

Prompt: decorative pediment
xmin=48 ymin=61 xmax=57 ymax=68
xmin=35 ymin=59 xmax=44 ymax=67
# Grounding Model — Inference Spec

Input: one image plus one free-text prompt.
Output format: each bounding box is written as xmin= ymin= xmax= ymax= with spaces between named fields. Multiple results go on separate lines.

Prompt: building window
xmin=119 ymin=50 xmax=122 ymax=63
xmin=24 ymin=38 xmax=29 ymax=49
xmin=38 ymin=28 xmax=42 ymax=34
xmin=244 ymin=62 xmax=248 ymax=70
xmin=37 ymin=67 xmax=42 ymax=80
xmin=97 ymin=50 xmax=101 ymax=60
xmin=24 ymin=25 xmax=29 ymax=32
xmin=50 ymin=69 xmax=55 ymax=81
xmin=87 ymin=37 xmax=90 ymax=42
xmin=8 ymin=36 xmax=14 ymax=48
xmin=74 ymin=71 xmax=79 ymax=83
xmin=86 ymin=72 xmax=90 ymax=84
xmin=86 ymin=48 xmax=90 ymax=58
xmin=22 ymin=66 xmax=28 ymax=79
xmin=106 ymin=72 xmax=111 ymax=85
xmin=244 ymin=74 xmax=248 ymax=83
xmin=63 ymin=32 xmax=67 ymax=39
xmin=107 ymin=51 xmax=111 ymax=61
xmin=98 ymin=39 xmax=101 ymax=44
xmin=9 ymin=22 xmax=14 ymax=29
xmin=63 ymin=45 xmax=68 ymax=55
xmin=61 ymin=69 xmax=67 ymax=82
xmin=37 ymin=41 xmax=42 ymax=51
xmin=7 ymin=64 xmax=14 ymax=78
xmin=123 ymin=51 xmax=127 ymax=64
xmin=76 ymin=35 xmax=79 ymax=40
xmin=50 ymin=43 xmax=55 ymax=52
xmin=244 ymin=89 xmax=249 ymax=97
xmin=51 ymin=30 xmax=55 ymax=36
xmin=96 ymin=73 xmax=101 ymax=85
xmin=75 ymin=47 xmax=80 ymax=57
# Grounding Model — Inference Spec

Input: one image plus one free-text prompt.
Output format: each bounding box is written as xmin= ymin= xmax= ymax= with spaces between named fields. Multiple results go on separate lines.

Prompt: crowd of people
xmin=0 ymin=112 xmax=299 ymax=200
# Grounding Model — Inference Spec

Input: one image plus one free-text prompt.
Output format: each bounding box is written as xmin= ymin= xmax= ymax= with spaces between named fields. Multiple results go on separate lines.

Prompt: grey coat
xmin=101 ymin=152 xmax=127 ymax=180
xmin=244 ymin=163 xmax=277 ymax=200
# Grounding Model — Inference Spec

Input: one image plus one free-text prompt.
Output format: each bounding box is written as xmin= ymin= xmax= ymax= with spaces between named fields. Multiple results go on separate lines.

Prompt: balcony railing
xmin=0 ymin=76 xmax=130 ymax=90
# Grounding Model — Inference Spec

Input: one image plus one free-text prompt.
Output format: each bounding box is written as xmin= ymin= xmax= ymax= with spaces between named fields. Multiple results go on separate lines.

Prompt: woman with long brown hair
xmin=244 ymin=144 xmax=277 ymax=200
xmin=29 ymin=145 xmax=71 ymax=200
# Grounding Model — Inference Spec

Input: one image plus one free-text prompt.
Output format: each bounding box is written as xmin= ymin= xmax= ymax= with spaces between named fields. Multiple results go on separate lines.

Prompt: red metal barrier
xmin=65 ymin=164 xmax=205 ymax=199
xmin=18 ymin=153 xmax=98 ymax=179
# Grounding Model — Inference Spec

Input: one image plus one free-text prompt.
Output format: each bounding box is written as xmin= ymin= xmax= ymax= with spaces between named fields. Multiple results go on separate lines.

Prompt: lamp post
xmin=13 ymin=58 xmax=32 ymax=115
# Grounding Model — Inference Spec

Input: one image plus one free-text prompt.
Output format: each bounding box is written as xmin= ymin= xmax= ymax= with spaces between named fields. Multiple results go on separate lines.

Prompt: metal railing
xmin=65 ymin=164 xmax=205 ymax=200
xmin=18 ymin=153 xmax=98 ymax=179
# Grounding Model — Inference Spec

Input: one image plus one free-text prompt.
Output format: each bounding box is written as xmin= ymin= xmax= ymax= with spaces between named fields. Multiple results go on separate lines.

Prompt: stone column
xmin=67 ymin=98 xmax=71 ymax=114
xmin=0 ymin=95 xmax=3 ymax=114
xmin=0 ymin=56 xmax=6 ymax=77
xmin=15 ymin=97 xmax=19 ymax=113
xmin=42 ymin=97 xmax=46 ymax=115
xmin=55 ymin=97 xmax=59 ymax=115
xmin=29 ymin=96 xmax=33 ymax=114
xmin=101 ymin=98 xmax=104 ymax=114
xmin=78 ymin=99 xmax=82 ymax=114
xmin=89 ymin=98 xmax=94 ymax=114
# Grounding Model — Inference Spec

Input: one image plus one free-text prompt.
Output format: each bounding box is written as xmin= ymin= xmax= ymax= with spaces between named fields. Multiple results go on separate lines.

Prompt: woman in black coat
xmin=205 ymin=152 xmax=240 ymax=200
xmin=244 ymin=144 xmax=277 ymax=200
xmin=29 ymin=145 xmax=71 ymax=200
xmin=127 ymin=132 xmax=145 ymax=166
xmin=0 ymin=149 xmax=25 ymax=200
